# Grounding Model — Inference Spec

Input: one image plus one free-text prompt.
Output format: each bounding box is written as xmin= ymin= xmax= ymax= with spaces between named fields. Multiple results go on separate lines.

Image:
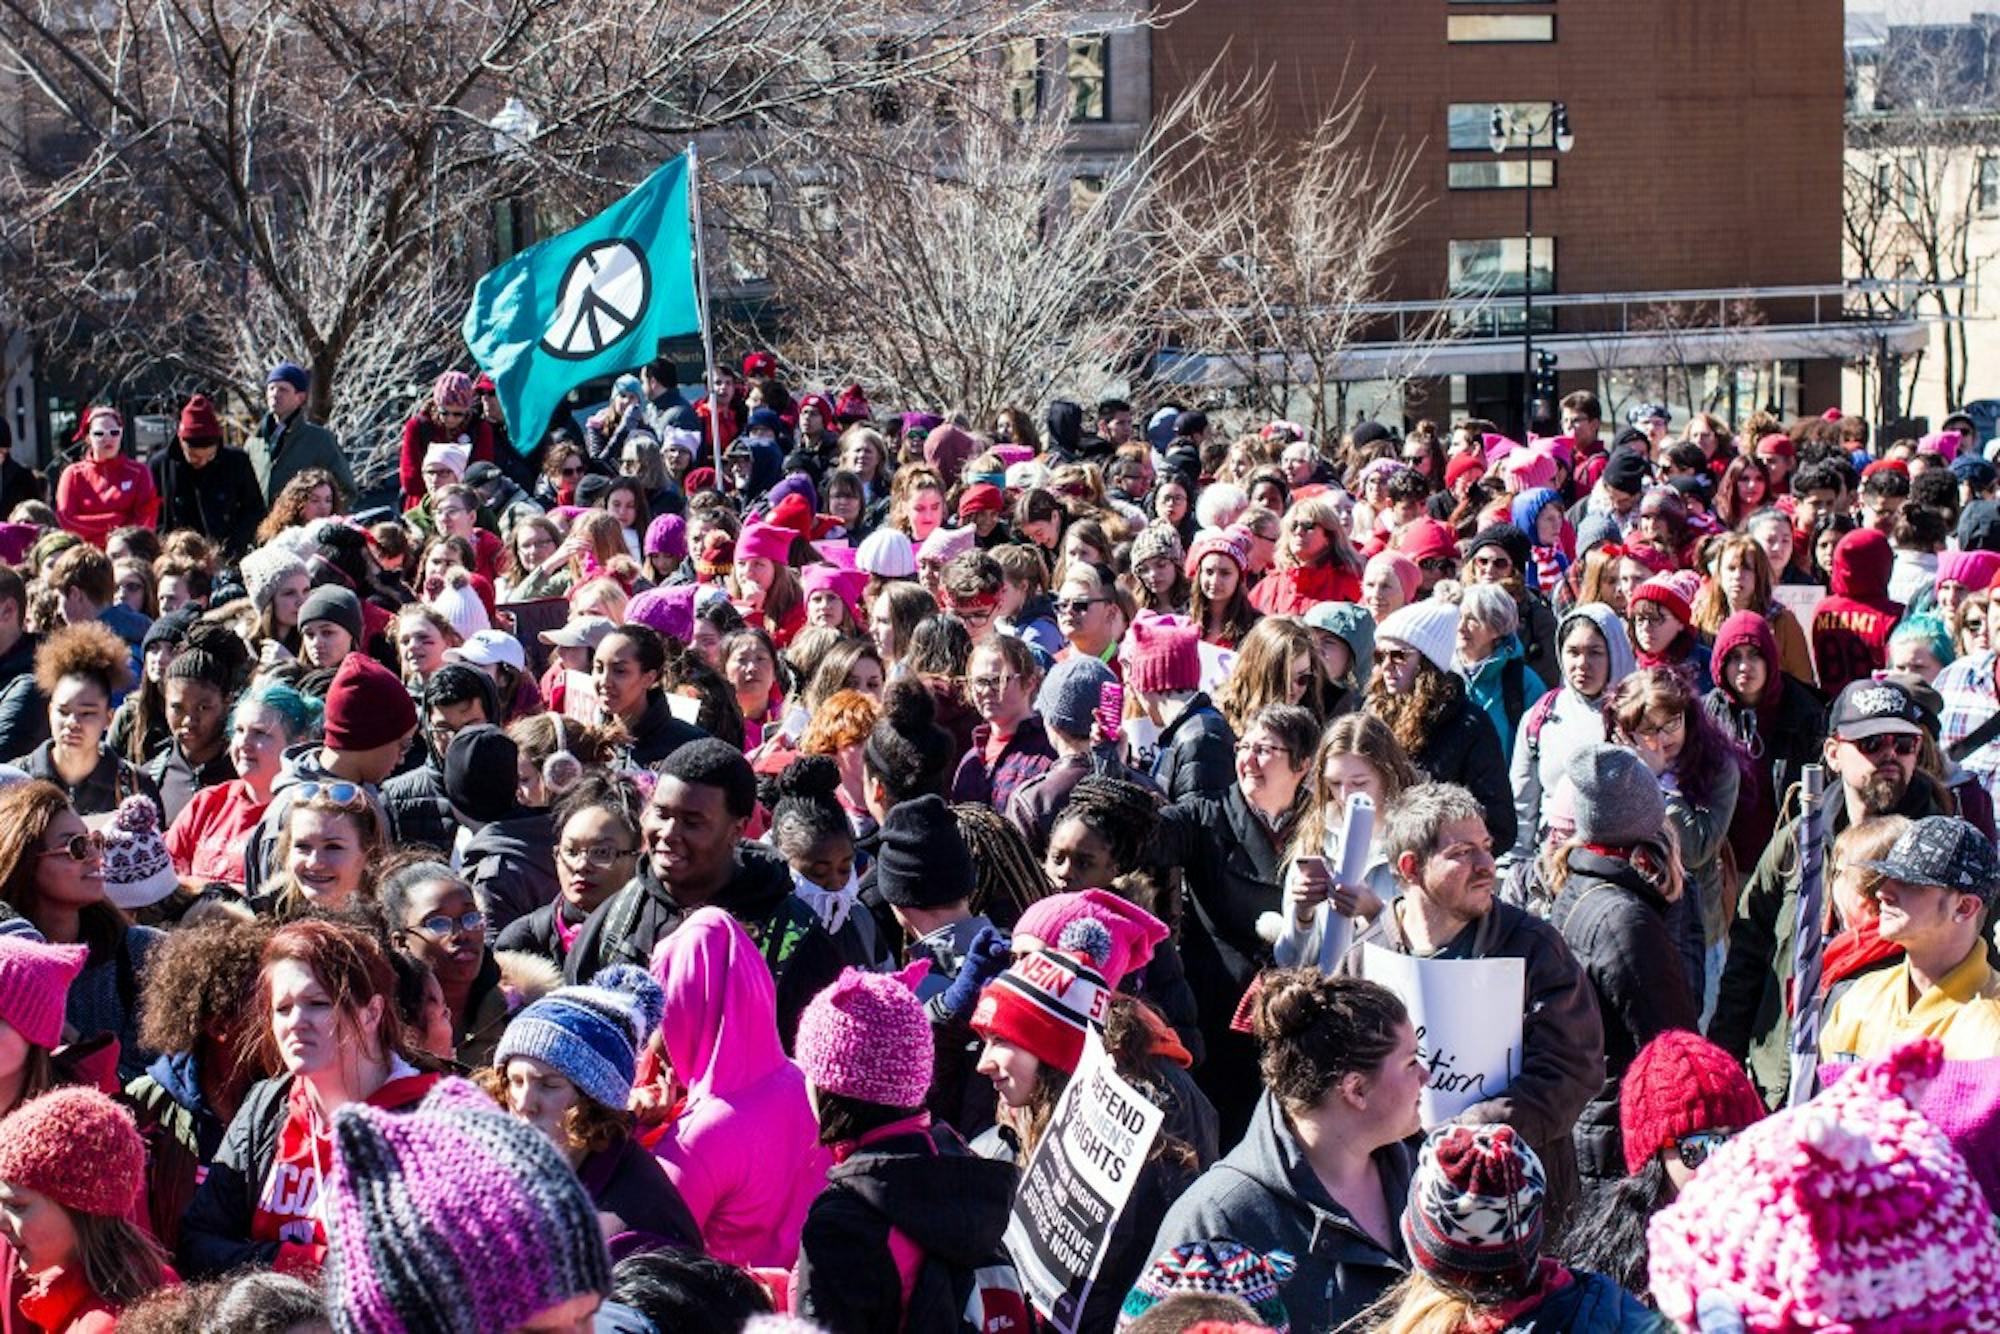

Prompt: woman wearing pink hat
xmin=730 ymin=521 xmax=806 ymax=649
xmin=1185 ymin=528 xmax=1258 ymax=649
xmin=397 ymin=370 xmax=496 ymax=511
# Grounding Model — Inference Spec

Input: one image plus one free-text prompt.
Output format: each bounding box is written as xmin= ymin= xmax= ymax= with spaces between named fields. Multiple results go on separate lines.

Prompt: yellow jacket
xmin=1820 ymin=946 xmax=2000 ymax=1065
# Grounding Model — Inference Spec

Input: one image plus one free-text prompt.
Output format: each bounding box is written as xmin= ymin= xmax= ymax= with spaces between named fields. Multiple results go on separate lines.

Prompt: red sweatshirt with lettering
xmin=1811 ymin=528 xmax=1901 ymax=697
xmin=251 ymin=1064 xmax=438 ymax=1271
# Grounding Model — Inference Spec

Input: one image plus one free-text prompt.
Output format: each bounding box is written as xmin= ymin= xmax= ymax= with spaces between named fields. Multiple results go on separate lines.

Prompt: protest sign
xmin=1003 ymin=1030 xmax=1165 ymax=1333
xmin=1359 ymin=944 xmax=1524 ymax=1126
xmin=1771 ymin=584 xmax=1827 ymax=672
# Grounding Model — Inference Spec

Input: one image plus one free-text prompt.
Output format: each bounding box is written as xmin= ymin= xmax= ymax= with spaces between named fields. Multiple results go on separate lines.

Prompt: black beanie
xmin=1604 ymin=448 xmax=1650 ymax=493
xmin=297 ymin=585 xmax=364 ymax=644
xmin=875 ymin=794 xmax=974 ymax=909
xmin=1464 ymin=521 xmax=1532 ymax=574
xmin=445 ymin=724 xmax=521 ymax=823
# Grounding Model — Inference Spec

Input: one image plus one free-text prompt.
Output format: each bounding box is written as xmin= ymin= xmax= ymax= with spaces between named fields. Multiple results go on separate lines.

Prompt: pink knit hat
xmin=800 ymin=564 xmax=869 ymax=623
xmin=1013 ymin=889 xmax=1167 ymax=990
xmin=795 ymin=962 xmax=934 ymax=1110
xmin=1184 ymin=528 xmax=1250 ymax=580
xmin=1502 ymin=448 xmax=1558 ymax=490
xmin=0 ymin=1087 xmax=145 ymax=1216
xmin=917 ymin=523 xmax=976 ymax=566
xmin=735 ymin=521 xmax=795 ymax=566
xmin=1936 ymin=548 xmax=2000 ymax=593
xmin=0 ymin=934 xmax=88 ymax=1049
xmin=1364 ymin=551 xmax=1421 ymax=605
xmin=1120 ymin=612 xmax=1201 ymax=693
xmin=1648 ymin=1039 xmax=2000 ymax=1333
xmin=1628 ymin=571 xmax=1697 ymax=626
xmin=432 ymin=370 xmax=475 ymax=413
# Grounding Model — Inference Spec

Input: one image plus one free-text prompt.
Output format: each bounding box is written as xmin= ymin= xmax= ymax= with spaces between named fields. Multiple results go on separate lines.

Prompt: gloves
xmin=938 ymin=924 xmax=1014 ymax=1023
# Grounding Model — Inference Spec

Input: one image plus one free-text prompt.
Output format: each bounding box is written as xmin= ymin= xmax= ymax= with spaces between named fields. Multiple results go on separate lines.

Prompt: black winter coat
xmin=1149 ymin=694 xmax=1235 ymax=802
xmin=1550 ymin=848 xmax=1698 ymax=1183
xmin=564 ymin=844 xmax=844 ymax=1050
xmin=624 ymin=692 xmax=709 ymax=767
xmin=793 ymin=1121 xmax=1020 ymax=1334
xmin=151 ymin=443 xmax=267 ymax=556
xmin=460 ymin=809 xmax=559 ymax=933
xmin=1409 ymin=687 xmax=1519 ymax=852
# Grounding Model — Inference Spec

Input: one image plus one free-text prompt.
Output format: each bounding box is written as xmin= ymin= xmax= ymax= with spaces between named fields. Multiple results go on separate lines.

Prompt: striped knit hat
xmin=1401 ymin=1124 xmax=1547 ymax=1299
xmin=969 ymin=918 xmax=1112 ymax=1075
xmin=492 ymin=966 xmax=665 ymax=1111
xmin=324 ymin=1078 xmax=611 ymax=1334
xmin=1117 ymin=1240 xmax=1295 ymax=1332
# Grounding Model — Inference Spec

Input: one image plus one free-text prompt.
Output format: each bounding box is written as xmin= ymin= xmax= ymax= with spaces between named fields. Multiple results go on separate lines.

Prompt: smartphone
xmin=1295 ymin=855 xmax=1330 ymax=878
xmin=1094 ymin=681 xmax=1125 ymax=738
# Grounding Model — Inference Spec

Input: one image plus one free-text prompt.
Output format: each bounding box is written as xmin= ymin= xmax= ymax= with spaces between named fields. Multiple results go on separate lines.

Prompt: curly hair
xmin=954 ymin=801 xmax=1048 ymax=929
xmin=801 ymin=687 xmax=880 ymax=756
xmin=255 ymin=468 xmax=343 ymax=544
xmin=34 ymin=619 xmax=134 ymax=698
xmin=1365 ymin=655 xmax=1465 ymax=760
xmin=137 ymin=917 xmax=275 ymax=1057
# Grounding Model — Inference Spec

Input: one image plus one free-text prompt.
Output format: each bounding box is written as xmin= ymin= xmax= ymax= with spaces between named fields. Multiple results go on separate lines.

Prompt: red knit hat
xmin=1444 ymin=454 xmax=1486 ymax=492
xmin=1390 ymin=517 xmax=1459 ymax=564
xmin=957 ymin=483 xmax=1005 ymax=519
xmin=1619 ymin=1030 xmax=1768 ymax=1175
xmin=971 ymin=919 xmax=1112 ymax=1075
xmin=324 ymin=652 xmax=418 ymax=752
xmin=1184 ymin=528 xmax=1250 ymax=580
xmin=1629 ymin=571 xmax=1695 ymax=626
xmin=1121 ymin=612 xmax=1201 ymax=693
xmin=0 ymin=1087 xmax=145 ymax=1216
xmin=179 ymin=393 xmax=223 ymax=442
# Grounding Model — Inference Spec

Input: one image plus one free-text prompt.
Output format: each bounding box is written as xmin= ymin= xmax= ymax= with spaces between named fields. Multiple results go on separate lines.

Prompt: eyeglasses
xmin=558 ymin=841 xmax=636 ymax=868
xmin=295 ymin=781 xmax=366 ymax=804
xmin=1666 ymin=1127 xmax=1737 ymax=1171
xmin=968 ymin=673 xmax=1021 ymax=693
xmin=38 ymin=832 xmax=104 ymax=862
xmin=413 ymin=910 xmax=485 ymax=938
xmin=1630 ymin=610 xmax=1673 ymax=629
xmin=1235 ymin=741 xmax=1292 ymax=762
xmin=1631 ymin=715 xmax=1687 ymax=742
xmin=1849 ymin=732 xmax=1919 ymax=759
xmin=559 ymin=463 xmax=583 ymax=477
xmin=1055 ymin=597 xmax=1105 ymax=616
xmin=1470 ymin=553 xmax=1513 ymax=572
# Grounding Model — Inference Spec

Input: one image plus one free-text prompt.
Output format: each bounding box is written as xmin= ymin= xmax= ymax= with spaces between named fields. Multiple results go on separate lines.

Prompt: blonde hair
xmin=1289 ymin=714 xmax=1419 ymax=864
xmin=1369 ymin=1272 xmax=1492 ymax=1334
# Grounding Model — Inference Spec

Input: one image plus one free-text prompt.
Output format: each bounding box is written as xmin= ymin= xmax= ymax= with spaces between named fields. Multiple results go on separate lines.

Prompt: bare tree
xmin=1155 ymin=72 xmax=1438 ymax=442
xmin=0 ymin=0 xmax=1058 ymax=464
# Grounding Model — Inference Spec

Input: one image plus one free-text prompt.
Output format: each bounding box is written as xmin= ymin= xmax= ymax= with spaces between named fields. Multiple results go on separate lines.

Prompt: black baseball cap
xmin=1829 ymin=678 xmax=1925 ymax=741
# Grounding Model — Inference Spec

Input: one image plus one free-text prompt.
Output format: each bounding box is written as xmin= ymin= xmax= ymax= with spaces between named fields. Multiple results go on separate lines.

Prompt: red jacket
xmin=1811 ymin=529 xmax=1901 ymax=697
xmin=1248 ymin=561 xmax=1362 ymax=616
xmin=54 ymin=457 xmax=158 ymax=547
xmin=398 ymin=415 xmax=497 ymax=506
xmin=15 ymin=1263 xmax=178 ymax=1333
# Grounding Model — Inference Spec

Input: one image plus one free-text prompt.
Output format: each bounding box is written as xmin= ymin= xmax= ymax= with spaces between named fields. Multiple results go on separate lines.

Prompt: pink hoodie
xmin=648 ymin=907 xmax=831 ymax=1268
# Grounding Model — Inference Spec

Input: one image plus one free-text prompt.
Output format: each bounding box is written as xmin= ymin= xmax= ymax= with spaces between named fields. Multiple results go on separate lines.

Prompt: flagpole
xmin=687 ymin=140 xmax=725 ymax=483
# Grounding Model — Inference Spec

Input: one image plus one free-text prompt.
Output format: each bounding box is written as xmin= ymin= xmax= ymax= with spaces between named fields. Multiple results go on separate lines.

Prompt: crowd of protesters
xmin=0 ymin=358 xmax=1986 ymax=1333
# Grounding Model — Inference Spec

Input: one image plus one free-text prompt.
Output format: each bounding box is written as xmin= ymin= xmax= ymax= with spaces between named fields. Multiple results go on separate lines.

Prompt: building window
xmin=1874 ymin=158 xmax=1893 ymax=206
xmin=730 ymin=185 xmax=772 ymax=284
xmin=1448 ymin=102 xmax=1554 ymax=151
xmin=1447 ymin=15 xmax=1555 ymax=42
xmin=1003 ymin=39 xmax=1042 ymax=120
xmin=1067 ymin=36 xmax=1109 ymax=121
xmin=1980 ymin=158 xmax=2000 ymax=214
xmin=1449 ymin=160 xmax=1555 ymax=190
xmin=871 ymin=41 xmax=905 ymax=124
xmin=1900 ymin=157 xmax=1921 ymax=215
xmin=1449 ymin=237 xmax=1555 ymax=296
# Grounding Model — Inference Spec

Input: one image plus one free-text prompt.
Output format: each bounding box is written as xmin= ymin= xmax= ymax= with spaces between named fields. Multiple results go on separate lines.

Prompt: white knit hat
xmin=239 ymin=546 xmax=310 ymax=612
xmin=423 ymin=439 xmax=470 ymax=480
xmin=856 ymin=528 xmax=918 ymax=579
xmin=1375 ymin=598 xmax=1460 ymax=675
xmin=100 ymin=796 xmax=179 ymax=910
xmin=428 ymin=577 xmax=491 ymax=639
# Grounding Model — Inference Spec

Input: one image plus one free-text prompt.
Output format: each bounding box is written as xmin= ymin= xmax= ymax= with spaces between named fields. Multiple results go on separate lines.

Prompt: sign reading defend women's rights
xmin=1359 ymin=944 xmax=1525 ymax=1126
xmin=1003 ymin=1030 xmax=1165 ymax=1333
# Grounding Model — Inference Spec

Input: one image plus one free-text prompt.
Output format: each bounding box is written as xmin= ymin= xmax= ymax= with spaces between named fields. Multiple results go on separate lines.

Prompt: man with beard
xmin=1366 ymin=599 xmax=1516 ymax=851
xmin=1333 ymin=782 xmax=1603 ymax=1230
xmin=1712 ymin=677 xmax=1950 ymax=1108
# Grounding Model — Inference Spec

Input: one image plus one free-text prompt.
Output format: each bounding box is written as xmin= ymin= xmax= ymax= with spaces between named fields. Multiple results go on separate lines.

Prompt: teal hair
xmin=233 ymin=680 xmax=323 ymax=741
xmin=1889 ymin=613 xmax=1955 ymax=668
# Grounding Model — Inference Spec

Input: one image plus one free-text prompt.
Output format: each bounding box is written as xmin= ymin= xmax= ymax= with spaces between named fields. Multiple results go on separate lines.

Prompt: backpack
xmin=885 ymin=1230 xmax=1030 ymax=1334
xmin=1521 ymin=688 xmax=1563 ymax=768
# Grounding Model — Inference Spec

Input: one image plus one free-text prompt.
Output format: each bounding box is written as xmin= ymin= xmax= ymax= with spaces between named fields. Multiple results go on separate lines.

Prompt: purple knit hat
xmin=625 ymin=584 xmax=697 ymax=646
xmin=644 ymin=513 xmax=688 ymax=562
xmin=323 ymin=1078 xmax=610 ymax=1334
xmin=795 ymin=962 xmax=934 ymax=1110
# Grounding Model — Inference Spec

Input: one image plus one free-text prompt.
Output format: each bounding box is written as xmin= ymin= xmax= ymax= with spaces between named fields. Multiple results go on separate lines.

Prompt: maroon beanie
xmin=1121 ymin=613 xmax=1201 ymax=693
xmin=179 ymin=394 xmax=223 ymax=442
xmin=1619 ymin=1030 xmax=1768 ymax=1175
xmin=324 ymin=652 xmax=418 ymax=752
xmin=0 ymin=1087 xmax=145 ymax=1216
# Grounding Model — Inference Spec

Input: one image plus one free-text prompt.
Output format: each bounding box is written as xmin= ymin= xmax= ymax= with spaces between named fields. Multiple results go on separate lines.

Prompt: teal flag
xmin=463 ymin=154 xmax=700 ymax=448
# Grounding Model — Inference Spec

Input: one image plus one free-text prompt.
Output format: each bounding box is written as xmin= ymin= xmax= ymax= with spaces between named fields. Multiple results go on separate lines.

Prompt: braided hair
xmin=1052 ymin=776 xmax=1160 ymax=873
xmin=953 ymin=802 xmax=1048 ymax=929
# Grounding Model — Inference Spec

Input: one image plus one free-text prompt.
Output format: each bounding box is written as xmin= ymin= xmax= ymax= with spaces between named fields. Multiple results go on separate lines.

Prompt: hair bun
xmin=881 ymin=677 xmax=936 ymax=736
xmin=1255 ymin=975 xmax=1323 ymax=1043
xmin=776 ymin=753 xmax=841 ymax=801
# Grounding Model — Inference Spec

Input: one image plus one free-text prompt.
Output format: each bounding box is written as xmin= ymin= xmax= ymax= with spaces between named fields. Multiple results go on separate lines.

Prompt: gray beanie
xmin=1564 ymin=743 xmax=1665 ymax=848
xmin=298 ymin=585 xmax=364 ymax=644
xmin=1575 ymin=511 xmax=1621 ymax=556
xmin=1129 ymin=523 xmax=1186 ymax=572
xmin=1037 ymin=654 xmax=1114 ymax=739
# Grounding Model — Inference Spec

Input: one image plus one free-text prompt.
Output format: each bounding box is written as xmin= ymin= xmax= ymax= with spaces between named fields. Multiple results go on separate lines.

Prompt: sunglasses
xmin=1055 ymin=597 xmax=1105 ymax=616
xmin=295 ymin=781 xmax=367 ymax=803
xmin=1848 ymin=732 xmax=1919 ymax=759
xmin=1666 ymin=1127 xmax=1737 ymax=1171
xmin=413 ymin=910 xmax=486 ymax=938
xmin=560 ymin=463 xmax=583 ymax=476
xmin=40 ymin=831 xmax=105 ymax=862
xmin=89 ymin=427 xmax=122 ymax=438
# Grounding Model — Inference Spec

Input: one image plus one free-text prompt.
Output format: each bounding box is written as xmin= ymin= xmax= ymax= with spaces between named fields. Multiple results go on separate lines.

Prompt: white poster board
xmin=1359 ymin=943 xmax=1525 ymax=1126
xmin=1002 ymin=1029 xmax=1166 ymax=1333
xmin=1770 ymin=584 xmax=1827 ymax=673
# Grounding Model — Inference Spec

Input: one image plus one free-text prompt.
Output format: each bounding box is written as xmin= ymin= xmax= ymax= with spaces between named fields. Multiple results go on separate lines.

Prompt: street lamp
xmin=1489 ymin=101 xmax=1573 ymax=436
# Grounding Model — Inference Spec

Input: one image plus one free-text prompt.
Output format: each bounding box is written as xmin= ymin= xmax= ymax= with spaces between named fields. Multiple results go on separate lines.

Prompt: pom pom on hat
xmin=1058 ymin=917 xmax=1113 ymax=971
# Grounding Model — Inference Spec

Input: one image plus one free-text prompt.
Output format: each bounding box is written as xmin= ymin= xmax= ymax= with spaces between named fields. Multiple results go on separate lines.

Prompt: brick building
xmin=1152 ymin=0 xmax=1907 ymax=436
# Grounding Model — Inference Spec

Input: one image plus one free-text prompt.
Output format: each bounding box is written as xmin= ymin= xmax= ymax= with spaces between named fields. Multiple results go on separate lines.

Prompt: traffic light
xmin=1534 ymin=349 xmax=1559 ymax=405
